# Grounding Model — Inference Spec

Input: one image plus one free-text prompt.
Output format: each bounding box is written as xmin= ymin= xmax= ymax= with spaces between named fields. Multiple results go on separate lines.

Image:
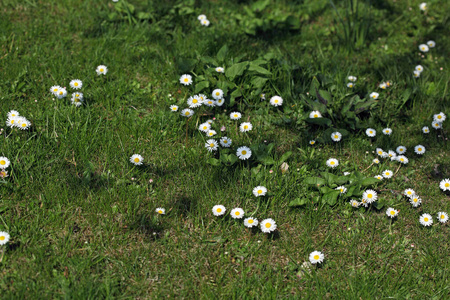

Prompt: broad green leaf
xmin=216 ymin=45 xmax=229 ymax=62
xmin=194 ymin=81 xmax=209 ymax=93
xmin=320 ymin=172 xmax=339 ymax=185
xmin=361 ymin=177 xmax=380 ymax=186
xmin=306 ymin=117 xmax=332 ymax=127
xmin=318 ymin=89 xmax=332 ymax=104
xmin=248 ymin=64 xmax=272 ymax=75
xmin=323 ymin=190 xmax=340 ymax=206
xmin=225 ymin=62 xmax=249 ymax=80
xmin=177 ymin=58 xmax=197 ymax=73
xmin=207 ymin=158 xmax=221 ymax=167
xmin=335 ymin=176 xmax=349 ymax=185
xmin=309 ymin=76 xmax=320 ymax=97
xmin=305 ymin=177 xmax=326 ymax=186
xmin=355 ymin=99 xmax=376 ymax=113
xmin=251 ymin=77 xmax=268 ymax=89
xmin=289 ymin=198 xmax=308 ymax=207
xmin=278 ymin=151 xmax=292 ymax=165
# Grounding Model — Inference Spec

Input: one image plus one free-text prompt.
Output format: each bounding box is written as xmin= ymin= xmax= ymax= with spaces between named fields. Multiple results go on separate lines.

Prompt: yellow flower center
xmin=193 ymin=99 xmax=198 ymax=103
xmin=413 ymin=199 xmax=418 ymax=202
xmin=134 ymin=158 xmax=140 ymax=163
xmin=22 ymin=123 xmax=26 ymax=127
xmin=438 ymin=115 xmax=442 ymax=119
xmin=441 ymin=215 xmax=445 ymax=219
xmin=74 ymin=98 xmax=80 ymax=102
xmin=241 ymin=150 xmax=247 ymax=155
xmin=314 ymin=114 xmax=318 ymax=118
xmin=210 ymin=143 xmax=214 ymax=147
xmin=248 ymin=219 xmax=253 ymax=224
xmin=418 ymin=148 xmax=422 ymax=151
xmin=390 ymin=211 xmax=395 ymax=215
xmin=424 ymin=217 xmax=428 ymax=222
xmin=100 ymin=68 xmax=104 ymax=72
xmin=367 ymin=194 xmax=372 ymax=199
xmin=223 ymin=140 xmax=227 ymax=144
xmin=59 ymin=91 xmax=63 ymax=95
xmin=217 ymin=208 xmax=222 ymax=213
xmin=311 ymin=141 xmax=315 ymax=144
xmin=158 ymin=210 xmax=162 ymax=214
xmin=74 ymin=82 xmax=78 ymax=86
xmin=234 ymin=114 xmax=237 ymax=118
xmin=330 ymin=161 xmax=335 ymax=165
xmin=373 ymin=95 xmax=376 ymax=98
xmin=185 ymin=112 xmax=190 ymax=115
xmin=257 ymin=190 xmax=262 ymax=194
xmin=445 ymin=183 xmax=450 ymax=187
xmin=274 ymin=100 xmax=278 ymax=103
xmin=370 ymin=131 xmax=373 ymax=134
xmin=244 ymin=125 xmax=248 ymax=130
xmin=0 ymin=236 xmax=4 ymax=241
xmin=216 ymin=92 xmax=220 ymax=96
xmin=184 ymin=78 xmax=188 ymax=82
xmin=235 ymin=212 xmax=240 ymax=216
xmin=334 ymin=135 xmax=338 ymax=139
xmin=265 ymin=223 xmax=271 ymax=228
xmin=340 ymin=189 xmax=344 ymax=192
xmin=400 ymin=158 xmax=404 ymax=161
xmin=313 ymin=255 xmax=319 ymax=260
xmin=0 ymin=160 xmax=5 ymax=165
xmin=172 ymin=107 xmax=176 ymax=111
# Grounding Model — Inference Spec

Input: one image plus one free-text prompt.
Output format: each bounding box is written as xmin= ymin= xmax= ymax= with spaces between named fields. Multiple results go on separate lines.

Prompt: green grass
xmin=0 ymin=0 xmax=449 ymax=298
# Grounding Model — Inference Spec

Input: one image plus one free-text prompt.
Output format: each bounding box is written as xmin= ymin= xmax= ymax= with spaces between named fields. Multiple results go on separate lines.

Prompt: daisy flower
xmin=198 ymin=123 xmax=211 ymax=133
xmin=230 ymin=112 xmax=242 ymax=120
xmin=413 ymin=70 xmax=421 ymax=78
xmin=50 ymin=85 xmax=61 ymax=95
xmin=244 ymin=217 xmax=258 ymax=228
xmin=180 ymin=108 xmax=194 ymax=117
xmin=18 ymin=119 xmax=31 ymax=130
xmin=309 ymin=251 xmax=325 ymax=264
xmin=375 ymin=175 xmax=383 ymax=180
xmin=230 ymin=208 xmax=244 ymax=219
xmin=415 ymin=65 xmax=424 ymax=72
xmin=309 ymin=111 xmax=322 ymax=118
xmin=260 ymin=218 xmax=277 ymax=233
xmin=206 ymin=130 xmax=217 ymax=137
xmin=72 ymin=92 xmax=83 ymax=100
xmin=373 ymin=158 xmax=380 ymax=164
xmin=348 ymin=76 xmax=357 ymax=82
xmin=205 ymin=139 xmax=218 ymax=152
xmin=396 ymin=155 xmax=409 ymax=164
xmin=206 ymin=119 xmax=214 ymax=125
xmin=215 ymin=67 xmax=224 ymax=73
xmin=187 ymin=95 xmax=202 ymax=108
xmin=360 ymin=198 xmax=369 ymax=207
xmin=212 ymin=89 xmax=223 ymax=100
xmin=376 ymin=148 xmax=384 ymax=157
xmin=201 ymin=19 xmax=210 ymax=26
xmin=6 ymin=116 xmax=18 ymax=128
xmin=388 ymin=150 xmax=397 ymax=160
xmin=215 ymin=98 xmax=225 ymax=106
xmin=419 ymin=2 xmax=427 ymax=11
xmin=410 ymin=195 xmax=422 ymax=207
xmin=204 ymin=99 xmax=215 ymax=107
xmin=0 ymin=232 xmax=10 ymax=245
xmin=362 ymin=189 xmax=377 ymax=203
xmin=0 ymin=157 xmax=10 ymax=169
xmin=56 ymin=87 xmax=67 ymax=99
xmin=433 ymin=112 xmax=446 ymax=122
xmin=219 ymin=137 xmax=232 ymax=148
xmin=309 ymin=140 xmax=316 ymax=145
xmin=0 ymin=170 xmax=8 ymax=179
xmin=170 ymin=105 xmax=179 ymax=112
xmin=70 ymin=79 xmax=82 ymax=89
xmin=96 ymin=65 xmax=108 ymax=75
xmin=326 ymin=158 xmax=339 ymax=168
xmin=382 ymin=128 xmax=392 ymax=135
xmin=418 ymin=44 xmax=429 ymax=52
xmin=432 ymin=121 xmax=442 ymax=129
xmin=382 ymin=170 xmax=393 ymax=179
xmin=212 ymin=205 xmax=226 ymax=216
xmin=427 ymin=40 xmax=435 ymax=48
xmin=270 ymin=96 xmax=283 ymax=107
xmin=414 ymin=145 xmax=425 ymax=155
xmin=349 ymin=200 xmax=359 ymax=208
xmin=179 ymin=74 xmax=193 ymax=86
xmin=386 ymin=207 xmax=399 ymax=218
xmin=369 ymin=92 xmax=379 ymax=99
xmin=155 ymin=208 xmax=165 ymax=215
xmin=437 ymin=212 xmax=449 ymax=223
xmin=439 ymin=178 xmax=450 ymax=191
xmin=419 ymin=213 xmax=433 ymax=226
xmin=236 ymin=146 xmax=252 ymax=160
xmin=347 ymin=83 xmax=354 ymax=88
xmin=198 ymin=94 xmax=207 ymax=102
xmin=253 ymin=186 xmax=267 ymax=197
xmin=366 ymin=128 xmax=376 ymax=137
xmin=239 ymin=122 xmax=253 ymax=133
xmin=331 ymin=132 xmax=342 ymax=142
xmin=379 ymin=82 xmax=387 ymax=89
xmin=197 ymin=14 xmax=207 ymax=20
xmin=336 ymin=186 xmax=347 ymax=194
xmin=404 ymin=189 xmax=415 ymax=198
xmin=422 ymin=126 xmax=430 ymax=133
xmin=130 ymin=154 xmax=143 ymax=166
xmin=71 ymin=97 xmax=83 ymax=107
xmin=396 ymin=146 xmax=406 ymax=154
xmin=260 ymin=94 xmax=266 ymax=100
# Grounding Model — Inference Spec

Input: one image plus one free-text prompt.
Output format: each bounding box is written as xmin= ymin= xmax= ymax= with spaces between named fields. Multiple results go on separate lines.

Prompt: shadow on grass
xmin=128 ymin=212 xmax=164 ymax=240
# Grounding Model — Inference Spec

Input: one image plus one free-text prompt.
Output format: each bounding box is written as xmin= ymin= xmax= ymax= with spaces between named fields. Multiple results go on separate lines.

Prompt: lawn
xmin=0 ymin=0 xmax=449 ymax=298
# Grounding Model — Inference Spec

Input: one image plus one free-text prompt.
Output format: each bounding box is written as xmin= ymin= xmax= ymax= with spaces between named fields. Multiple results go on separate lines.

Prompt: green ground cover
xmin=0 ymin=0 xmax=449 ymax=298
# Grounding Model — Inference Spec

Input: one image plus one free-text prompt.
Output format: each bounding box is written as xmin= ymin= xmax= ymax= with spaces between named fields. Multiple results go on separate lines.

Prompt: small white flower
xmin=309 ymin=251 xmax=325 ymax=264
xmin=382 ymin=170 xmax=393 ymax=179
xmin=326 ymin=158 xmax=339 ymax=168
xmin=413 ymin=70 xmax=421 ymax=78
xmin=155 ymin=208 xmax=165 ymax=215
xmin=230 ymin=112 xmax=242 ymax=120
xmin=309 ymin=140 xmax=316 ymax=145
xmin=309 ymin=111 xmax=322 ymax=118
xmin=220 ymin=137 xmax=232 ymax=148
xmin=439 ymin=178 xmax=450 ymax=191
xmin=396 ymin=146 xmax=406 ymax=154
xmin=386 ymin=207 xmax=399 ymax=218
xmin=206 ymin=130 xmax=217 ymax=137
xmin=70 ymin=79 xmax=82 ymax=89
xmin=375 ymin=175 xmax=383 ymax=180
xmin=260 ymin=218 xmax=277 ymax=233
xmin=215 ymin=98 xmax=225 ymax=106
xmin=253 ymin=186 xmax=267 ymax=197
xmin=419 ymin=44 xmax=429 ymax=52
xmin=433 ymin=112 xmax=446 ymax=122
xmin=180 ymin=108 xmax=194 ymax=117
xmin=331 ymin=132 xmax=342 ymax=142
xmin=347 ymin=82 xmax=354 ymax=88
xmin=415 ymin=65 xmax=424 ymax=72
xmin=170 ymin=105 xmax=179 ymax=112
xmin=236 ymin=146 xmax=252 ymax=160
xmin=0 ymin=157 xmax=11 ymax=169
xmin=388 ymin=150 xmax=397 ymax=160
xmin=419 ymin=213 xmax=433 ymax=226
xmin=437 ymin=212 xmax=449 ymax=223
xmin=373 ymin=158 xmax=380 ymax=164
xmin=239 ymin=122 xmax=253 ymax=132
xmin=244 ymin=217 xmax=258 ymax=228
xmin=50 ymin=86 xmax=61 ymax=95
xmin=0 ymin=231 xmax=10 ymax=245
xmin=362 ymin=189 xmax=377 ymax=203
xmin=432 ymin=121 xmax=442 ymax=129
xmin=422 ymin=126 xmax=430 ymax=133
xmin=414 ymin=145 xmax=425 ymax=155
xmin=260 ymin=94 xmax=266 ymax=100
xmin=201 ymin=19 xmax=210 ymax=26
xmin=382 ymin=128 xmax=392 ymax=135
xmin=230 ymin=208 xmax=245 ymax=219
xmin=198 ymin=14 xmax=207 ymax=21
xmin=404 ymin=189 xmax=416 ymax=198
xmin=56 ymin=87 xmax=67 ymax=99
xmin=369 ymin=92 xmax=379 ymax=99
xmin=427 ymin=40 xmax=436 ymax=48
xmin=179 ymin=74 xmax=193 ymax=86
xmin=205 ymin=139 xmax=218 ymax=152
xmin=187 ymin=95 xmax=202 ymax=108
xmin=379 ymin=82 xmax=387 ymax=89
xmin=366 ymin=128 xmax=376 ymax=137
xmin=410 ymin=195 xmax=422 ymax=207
xmin=212 ymin=89 xmax=224 ymax=100
xmin=336 ymin=186 xmax=347 ymax=194
xmin=349 ymin=200 xmax=359 ymax=207
xmin=348 ymin=76 xmax=357 ymax=82
xmin=198 ymin=123 xmax=211 ymax=133
xmin=212 ymin=205 xmax=226 ymax=216
xmin=96 ymin=65 xmax=108 ymax=75
xmin=396 ymin=155 xmax=409 ymax=164
xmin=203 ymin=99 xmax=216 ymax=107
xmin=419 ymin=2 xmax=427 ymax=11
xmin=270 ymin=96 xmax=283 ymax=107
xmin=130 ymin=154 xmax=144 ymax=166
xmin=215 ymin=67 xmax=224 ymax=73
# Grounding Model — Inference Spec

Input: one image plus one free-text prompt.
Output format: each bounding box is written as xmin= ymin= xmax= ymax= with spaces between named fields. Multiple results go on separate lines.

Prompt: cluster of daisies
xmin=0 ymin=156 xmax=11 ymax=179
xmin=415 ymin=40 xmax=435 ymax=78
xmin=49 ymin=79 xmax=84 ymax=107
xmin=197 ymin=14 xmax=210 ymax=27
xmin=5 ymin=110 xmax=31 ymax=130
xmin=425 ymin=112 xmax=446 ymax=131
